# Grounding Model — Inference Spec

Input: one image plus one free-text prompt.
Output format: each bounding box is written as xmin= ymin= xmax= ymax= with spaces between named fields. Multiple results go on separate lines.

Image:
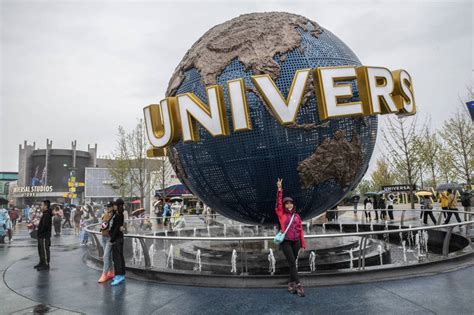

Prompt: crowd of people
xmin=359 ymin=187 xmax=472 ymax=226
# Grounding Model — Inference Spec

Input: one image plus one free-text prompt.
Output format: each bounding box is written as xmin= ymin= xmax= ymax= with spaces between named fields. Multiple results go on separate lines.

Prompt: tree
xmin=355 ymin=178 xmax=374 ymax=196
xmin=414 ymin=125 xmax=441 ymax=189
xmin=109 ymin=119 xmax=160 ymax=211
xmin=154 ymin=157 xmax=174 ymax=202
xmin=439 ymin=109 xmax=473 ymax=185
xmin=370 ymin=157 xmax=396 ymax=190
xmin=108 ymin=126 xmax=133 ymax=199
xmin=382 ymin=116 xmax=423 ymax=209
xmin=436 ymin=147 xmax=457 ymax=184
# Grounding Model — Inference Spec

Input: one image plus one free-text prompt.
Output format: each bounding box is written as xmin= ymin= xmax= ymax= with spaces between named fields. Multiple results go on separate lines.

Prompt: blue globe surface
xmin=167 ymin=13 xmax=377 ymax=224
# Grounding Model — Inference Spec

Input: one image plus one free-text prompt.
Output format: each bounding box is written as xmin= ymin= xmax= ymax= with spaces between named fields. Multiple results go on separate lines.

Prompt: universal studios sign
xmin=12 ymin=185 xmax=54 ymax=197
xmin=143 ymin=66 xmax=416 ymax=156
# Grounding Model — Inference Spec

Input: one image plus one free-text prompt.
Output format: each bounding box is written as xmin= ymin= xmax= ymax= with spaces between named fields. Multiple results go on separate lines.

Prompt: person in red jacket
xmin=275 ymin=178 xmax=305 ymax=297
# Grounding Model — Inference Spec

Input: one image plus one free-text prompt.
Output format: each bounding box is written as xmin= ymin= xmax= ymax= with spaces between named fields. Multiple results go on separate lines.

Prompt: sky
xmin=0 ymin=0 xmax=472 ymax=172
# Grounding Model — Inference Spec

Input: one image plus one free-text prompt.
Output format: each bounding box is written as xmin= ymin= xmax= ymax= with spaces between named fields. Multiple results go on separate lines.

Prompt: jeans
xmin=280 ymin=240 xmax=301 ymax=283
xmin=112 ymin=238 xmax=126 ymax=276
xmin=101 ymin=235 xmax=113 ymax=273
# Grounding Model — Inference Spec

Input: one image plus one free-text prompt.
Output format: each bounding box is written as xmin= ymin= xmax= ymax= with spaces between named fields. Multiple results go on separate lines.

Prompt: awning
xmin=155 ymin=184 xmax=192 ymax=198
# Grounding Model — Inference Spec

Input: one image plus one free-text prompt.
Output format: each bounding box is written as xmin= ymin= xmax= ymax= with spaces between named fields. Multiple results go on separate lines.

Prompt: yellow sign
xmin=144 ymin=65 xmax=416 ymax=156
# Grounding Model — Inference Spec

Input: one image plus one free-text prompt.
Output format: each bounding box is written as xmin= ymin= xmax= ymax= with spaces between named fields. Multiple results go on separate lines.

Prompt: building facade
xmin=13 ymin=140 xmax=97 ymax=206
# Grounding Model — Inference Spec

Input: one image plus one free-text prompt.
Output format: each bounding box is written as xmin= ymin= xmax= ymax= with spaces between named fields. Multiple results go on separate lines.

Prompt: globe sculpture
xmin=166 ymin=12 xmax=377 ymax=224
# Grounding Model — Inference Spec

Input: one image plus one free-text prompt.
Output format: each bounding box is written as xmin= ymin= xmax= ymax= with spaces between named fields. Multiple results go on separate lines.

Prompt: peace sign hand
xmin=277 ymin=178 xmax=283 ymax=191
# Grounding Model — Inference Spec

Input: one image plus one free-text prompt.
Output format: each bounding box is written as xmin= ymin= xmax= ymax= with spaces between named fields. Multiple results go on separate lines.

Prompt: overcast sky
xmin=1 ymin=0 xmax=472 ymax=172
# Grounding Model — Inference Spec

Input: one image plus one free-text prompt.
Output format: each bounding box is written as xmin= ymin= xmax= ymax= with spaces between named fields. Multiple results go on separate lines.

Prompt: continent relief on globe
xmin=165 ymin=12 xmax=364 ymax=192
xmin=166 ymin=12 xmax=322 ymax=96
xmin=297 ymin=129 xmax=363 ymax=189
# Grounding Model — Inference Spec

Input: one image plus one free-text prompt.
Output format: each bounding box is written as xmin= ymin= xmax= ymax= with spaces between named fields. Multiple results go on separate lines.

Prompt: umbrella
xmin=364 ymin=192 xmax=379 ymax=197
xmin=416 ymin=191 xmax=433 ymax=197
xmin=131 ymin=208 xmax=145 ymax=216
xmin=130 ymin=200 xmax=141 ymax=205
xmin=436 ymin=183 xmax=464 ymax=192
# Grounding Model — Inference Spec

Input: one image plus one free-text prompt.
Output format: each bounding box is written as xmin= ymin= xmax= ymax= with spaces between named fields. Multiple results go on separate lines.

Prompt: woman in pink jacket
xmin=275 ymin=178 xmax=305 ymax=297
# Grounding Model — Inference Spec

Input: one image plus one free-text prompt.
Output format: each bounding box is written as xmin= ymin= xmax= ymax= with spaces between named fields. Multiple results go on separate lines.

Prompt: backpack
xmin=461 ymin=192 xmax=471 ymax=207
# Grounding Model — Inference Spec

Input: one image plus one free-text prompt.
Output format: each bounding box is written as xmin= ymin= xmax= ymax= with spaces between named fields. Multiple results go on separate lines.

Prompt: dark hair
xmin=447 ymin=189 xmax=453 ymax=193
xmin=115 ymin=198 xmax=124 ymax=213
xmin=43 ymin=200 xmax=51 ymax=208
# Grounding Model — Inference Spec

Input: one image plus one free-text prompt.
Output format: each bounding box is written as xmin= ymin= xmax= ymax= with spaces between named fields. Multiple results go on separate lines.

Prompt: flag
xmin=466 ymin=100 xmax=474 ymax=121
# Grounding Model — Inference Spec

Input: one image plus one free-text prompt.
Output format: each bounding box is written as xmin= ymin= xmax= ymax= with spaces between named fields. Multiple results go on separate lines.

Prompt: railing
xmin=85 ymin=208 xmax=473 ymax=275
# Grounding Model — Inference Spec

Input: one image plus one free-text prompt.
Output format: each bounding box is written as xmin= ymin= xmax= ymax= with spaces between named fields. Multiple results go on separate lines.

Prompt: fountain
xmin=307 ymin=223 xmax=310 ymax=234
xmin=239 ymin=225 xmax=243 ymax=236
xmin=402 ymin=240 xmax=407 ymax=263
xmin=148 ymin=244 xmax=156 ymax=267
xmin=193 ymin=227 xmax=197 ymax=237
xmin=356 ymin=223 xmax=359 ymax=233
xmin=207 ymin=225 xmax=211 ymax=237
xmin=194 ymin=249 xmax=202 ymax=272
xmin=231 ymin=249 xmax=237 ymax=273
xmin=378 ymin=245 xmax=383 ymax=266
xmin=322 ymin=223 xmax=326 ymax=233
xmin=223 ymin=224 xmax=227 ymax=237
xmin=268 ymin=249 xmax=276 ymax=275
xmin=166 ymin=244 xmax=174 ymax=270
xmin=309 ymin=251 xmax=316 ymax=272
xmin=339 ymin=223 xmax=343 ymax=233
xmin=349 ymin=248 xmax=354 ymax=270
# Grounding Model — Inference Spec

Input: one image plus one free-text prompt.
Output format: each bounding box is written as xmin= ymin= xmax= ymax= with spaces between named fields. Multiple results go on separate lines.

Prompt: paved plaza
xmin=1 ymin=213 xmax=473 ymax=315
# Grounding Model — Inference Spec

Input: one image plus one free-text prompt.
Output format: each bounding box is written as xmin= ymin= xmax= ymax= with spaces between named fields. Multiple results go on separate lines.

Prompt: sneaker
xmin=33 ymin=263 xmax=42 ymax=269
xmin=295 ymin=283 xmax=305 ymax=297
xmin=111 ymin=275 xmax=125 ymax=286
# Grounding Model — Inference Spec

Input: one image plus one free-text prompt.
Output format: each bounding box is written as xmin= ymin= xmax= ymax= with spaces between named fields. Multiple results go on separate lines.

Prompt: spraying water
xmin=149 ymin=243 xmax=156 ymax=267
xmin=322 ymin=223 xmax=326 ymax=233
xmin=309 ymin=251 xmax=316 ymax=272
xmin=166 ymin=244 xmax=174 ymax=269
xmin=193 ymin=227 xmax=197 ymax=237
xmin=268 ymin=249 xmax=276 ymax=275
xmin=356 ymin=223 xmax=359 ymax=233
xmin=231 ymin=249 xmax=237 ymax=273
xmin=378 ymin=245 xmax=383 ymax=266
xmin=207 ymin=225 xmax=211 ymax=237
xmin=194 ymin=249 xmax=202 ymax=272
xmin=223 ymin=224 xmax=227 ymax=237
xmin=402 ymin=240 xmax=407 ymax=262
xmin=339 ymin=223 xmax=343 ymax=233
xmin=239 ymin=225 xmax=243 ymax=236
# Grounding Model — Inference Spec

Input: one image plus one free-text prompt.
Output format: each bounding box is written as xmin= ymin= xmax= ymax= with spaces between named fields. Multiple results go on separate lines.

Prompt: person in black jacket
xmin=35 ymin=200 xmax=52 ymax=271
xmin=110 ymin=198 xmax=126 ymax=285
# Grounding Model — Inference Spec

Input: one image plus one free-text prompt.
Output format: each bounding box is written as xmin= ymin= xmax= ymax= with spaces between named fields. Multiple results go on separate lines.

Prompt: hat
xmin=283 ymin=197 xmax=294 ymax=204
xmin=115 ymin=198 xmax=124 ymax=205
xmin=106 ymin=201 xmax=115 ymax=208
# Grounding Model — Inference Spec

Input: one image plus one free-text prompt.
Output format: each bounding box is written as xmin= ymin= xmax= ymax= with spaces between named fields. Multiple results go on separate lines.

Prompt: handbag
xmin=30 ymin=229 xmax=38 ymax=239
xmin=273 ymin=213 xmax=295 ymax=244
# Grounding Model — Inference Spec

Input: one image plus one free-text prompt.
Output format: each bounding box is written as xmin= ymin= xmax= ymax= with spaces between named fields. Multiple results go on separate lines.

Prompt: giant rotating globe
xmin=166 ymin=12 xmax=377 ymax=224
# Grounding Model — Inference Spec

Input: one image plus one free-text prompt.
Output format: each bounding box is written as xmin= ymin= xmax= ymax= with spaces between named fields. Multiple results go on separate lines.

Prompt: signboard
xmin=381 ymin=184 xmax=417 ymax=193
xmin=12 ymin=185 xmax=54 ymax=197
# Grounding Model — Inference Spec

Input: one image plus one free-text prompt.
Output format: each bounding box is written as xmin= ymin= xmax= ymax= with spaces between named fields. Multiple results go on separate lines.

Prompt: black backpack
xmin=461 ymin=192 xmax=471 ymax=207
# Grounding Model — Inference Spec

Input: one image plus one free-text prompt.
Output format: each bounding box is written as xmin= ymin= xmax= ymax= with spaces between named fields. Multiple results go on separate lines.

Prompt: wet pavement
xmin=1 ymin=223 xmax=473 ymax=314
